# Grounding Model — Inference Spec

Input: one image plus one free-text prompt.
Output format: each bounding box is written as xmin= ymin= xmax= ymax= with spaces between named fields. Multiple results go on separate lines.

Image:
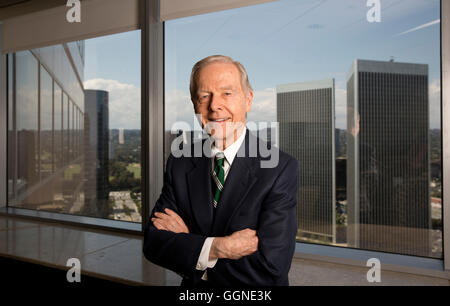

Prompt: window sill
xmin=294 ymin=242 xmax=450 ymax=280
xmin=0 ymin=207 xmax=142 ymax=234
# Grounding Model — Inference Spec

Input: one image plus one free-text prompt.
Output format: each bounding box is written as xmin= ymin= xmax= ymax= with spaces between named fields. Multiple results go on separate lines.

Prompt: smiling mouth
xmin=210 ymin=118 xmax=230 ymax=122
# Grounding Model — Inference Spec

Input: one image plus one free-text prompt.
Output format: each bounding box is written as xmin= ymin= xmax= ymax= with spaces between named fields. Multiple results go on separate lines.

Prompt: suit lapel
xmin=186 ymin=155 xmax=214 ymax=235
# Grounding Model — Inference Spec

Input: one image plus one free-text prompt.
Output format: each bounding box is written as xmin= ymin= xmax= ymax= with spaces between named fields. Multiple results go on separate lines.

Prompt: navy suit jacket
xmin=143 ymin=130 xmax=298 ymax=286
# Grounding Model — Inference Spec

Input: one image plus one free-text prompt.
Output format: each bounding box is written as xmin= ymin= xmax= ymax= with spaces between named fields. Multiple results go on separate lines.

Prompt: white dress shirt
xmin=195 ymin=128 xmax=247 ymax=280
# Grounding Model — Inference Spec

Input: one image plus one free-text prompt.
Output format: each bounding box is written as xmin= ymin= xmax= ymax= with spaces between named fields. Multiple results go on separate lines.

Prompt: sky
xmin=83 ymin=31 xmax=141 ymax=129
xmin=81 ymin=0 xmax=441 ymax=130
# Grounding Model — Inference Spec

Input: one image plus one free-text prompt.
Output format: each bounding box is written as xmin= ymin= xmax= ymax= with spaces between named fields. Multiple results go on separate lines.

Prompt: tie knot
xmin=215 ymin=153 xmax=225 ymax=167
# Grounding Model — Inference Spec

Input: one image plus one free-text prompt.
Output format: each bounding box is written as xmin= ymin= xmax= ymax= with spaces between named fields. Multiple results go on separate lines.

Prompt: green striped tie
xmin=212 ymin=153 xmax=225 ymax=208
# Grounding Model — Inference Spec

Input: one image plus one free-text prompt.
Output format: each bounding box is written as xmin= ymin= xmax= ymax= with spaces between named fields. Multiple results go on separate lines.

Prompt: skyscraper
xmin=84 ymin=89 xmax=110 ymax=217
xmin=277 ymin=79 xmax=336 ymax=243
xmin=119 ymin=128 xmax=124 ymax=144
xmin=346 ymin=59 xmax=430 ymax=256
xmin=7 ymin=44 xmax=85 ymax=213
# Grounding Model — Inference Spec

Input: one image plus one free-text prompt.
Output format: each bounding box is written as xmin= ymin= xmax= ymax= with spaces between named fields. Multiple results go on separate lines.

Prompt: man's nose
xmin=209 ymin=94 xmax=223 ymax=112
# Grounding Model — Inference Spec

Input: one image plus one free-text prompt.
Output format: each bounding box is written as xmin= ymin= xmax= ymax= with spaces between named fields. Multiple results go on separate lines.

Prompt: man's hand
xmin=209 ymin=228 xmax=258 ymax=260
xmin=151 ymin=208 xmax=189 ymax=234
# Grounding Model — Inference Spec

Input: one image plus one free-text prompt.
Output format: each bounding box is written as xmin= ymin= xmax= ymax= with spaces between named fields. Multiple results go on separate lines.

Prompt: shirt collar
xmin=211 ymin=128 xmax=246 ymax=166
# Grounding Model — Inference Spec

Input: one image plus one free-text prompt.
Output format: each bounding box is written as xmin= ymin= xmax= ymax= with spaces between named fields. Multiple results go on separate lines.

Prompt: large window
xmin=165 ymin=0 xmax=442 ymax=258
xmin=7 ymin=30 xmax=142 ymax=222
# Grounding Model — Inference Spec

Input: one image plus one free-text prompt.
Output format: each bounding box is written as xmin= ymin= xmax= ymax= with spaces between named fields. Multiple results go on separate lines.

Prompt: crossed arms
xmin=152 ymin=208 xmax=258 ymax=261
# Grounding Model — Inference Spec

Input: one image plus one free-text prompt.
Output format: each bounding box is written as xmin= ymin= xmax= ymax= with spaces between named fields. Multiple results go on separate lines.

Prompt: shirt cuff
xmin=196 ymin=237 xmax=218 ymax=271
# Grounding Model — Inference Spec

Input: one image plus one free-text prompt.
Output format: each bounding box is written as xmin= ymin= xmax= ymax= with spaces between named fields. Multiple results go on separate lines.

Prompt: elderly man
xmin=143 ymin=55 xmax=298 ymax=286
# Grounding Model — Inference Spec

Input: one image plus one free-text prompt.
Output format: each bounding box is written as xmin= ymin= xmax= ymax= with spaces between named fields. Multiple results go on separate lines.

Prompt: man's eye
xmin=225 ymin=92 xmax=232 ymax=96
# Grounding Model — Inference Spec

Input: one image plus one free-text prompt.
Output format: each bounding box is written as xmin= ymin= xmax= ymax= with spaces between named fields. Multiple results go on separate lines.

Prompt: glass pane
xmin=7 ymin=30 xmax=142 ymax=222
xmin=7 ymin=54 xmax=14 ymax=202
xmin=40 ymin=65 xmax=53 ymax=179
xmin=14 ymin=51 xmax=39 ymax=207
xmin=63 ymin=93 xmax=69 ymax=166
xmin=54 ymin=82 xmax=62 ymax=169
xmin=165 ymin=0 xmax=442 ymax=258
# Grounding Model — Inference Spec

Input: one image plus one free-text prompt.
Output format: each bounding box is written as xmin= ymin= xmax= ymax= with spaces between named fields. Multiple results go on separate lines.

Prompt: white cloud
xmin=165 ymin=89 xmax=197 ymax=130
xmin=84 ymin=78 xmax=140 ymax=129
xmin=247 ymin=88 xmax=277 ymax=123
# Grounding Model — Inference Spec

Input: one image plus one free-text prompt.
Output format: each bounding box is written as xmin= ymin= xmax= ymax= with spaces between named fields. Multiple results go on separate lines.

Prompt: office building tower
xmin=257 ymin=126 xmax=277 ymax=147
xmin=277 ymin=79 xmax=336 ymax=243
xmin=346 ymin=59 xmax=430 ymax=256
xmin=119 ymin=128 xmax=124 ymax=144
xmin=84 ymin=89 xmax=110 ymax=217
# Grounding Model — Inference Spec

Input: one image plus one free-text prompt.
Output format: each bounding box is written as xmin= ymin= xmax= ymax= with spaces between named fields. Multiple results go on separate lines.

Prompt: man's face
xmin=193 ymin=62 xmax=253 ymax=147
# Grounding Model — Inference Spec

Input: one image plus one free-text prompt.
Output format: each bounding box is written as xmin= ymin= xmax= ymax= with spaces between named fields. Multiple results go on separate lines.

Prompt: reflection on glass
xmin=7 ymin=54 xmax=14 ymax=202
xmin=7 ymin=30 xmax=142 ymax=222
xmin=40 ymin=66 xmax=53 ymax=179
xmin=54 ymin=82 xmax=62 ymax=169
xmin=16 ymin=51 xmax=38 ymax=206
xmin=165 ymin=0 xmax=442 ymax=258
xmin=63 ymin=93 xmax=68 ymax=166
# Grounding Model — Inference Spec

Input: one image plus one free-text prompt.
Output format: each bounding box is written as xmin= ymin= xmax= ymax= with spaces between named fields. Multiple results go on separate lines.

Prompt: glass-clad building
xmin=277 ymin=80 xmax=336 ymax=243
xmin=347 ymin=59 xmax=431 ymax=257
xmin=6 ymin=31 xmax=142 ymax=222
xmin=8 ymin=44 xmax=85 ymax=214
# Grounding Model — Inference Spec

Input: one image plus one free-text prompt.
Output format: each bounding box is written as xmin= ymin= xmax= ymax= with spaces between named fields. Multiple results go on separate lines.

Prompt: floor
xmin=0 ymin=215 xmax=448 ymax=286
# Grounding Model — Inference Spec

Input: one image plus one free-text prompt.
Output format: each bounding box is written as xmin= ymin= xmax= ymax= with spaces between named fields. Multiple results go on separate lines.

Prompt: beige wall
xmin=1 ymin=0 xmax=140 ymax=54
xmin=161 ymin=0 xmax=277 ymax=21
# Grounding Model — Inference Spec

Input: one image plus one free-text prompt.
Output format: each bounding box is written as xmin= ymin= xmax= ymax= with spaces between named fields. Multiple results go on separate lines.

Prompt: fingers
xmin=241 ymin=229 xmax=258 ymax=254
xmin=164 ymin=208 xmax=188 ymax=228
xmin=153 ymin=212 xmax=178 ymax=229
xmin=239 ymin=228 xmax=256 ymax=235
xmin=152 ymin=209 xmax=189 ymax=233
xmin=241 ymin=235 xmax=258 ymax=255
xmin=224 ymin=228 xmax=259 ymax=259
xmin=152 ymin=218 xmax=168 ymax=231
xmin=234 ymin=228 xmax=257 ymax=239
xmin=250 ymin=236 xmax=258 ymax=252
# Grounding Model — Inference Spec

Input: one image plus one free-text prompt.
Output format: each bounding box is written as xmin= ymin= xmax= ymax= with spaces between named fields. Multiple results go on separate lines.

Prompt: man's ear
xmin=246 ymin=90 xmax=254 ymax=112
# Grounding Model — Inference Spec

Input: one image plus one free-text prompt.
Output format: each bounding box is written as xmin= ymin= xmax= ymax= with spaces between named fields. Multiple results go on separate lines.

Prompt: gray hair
xmin=189 ymin=55 xmax=253 ymax=101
